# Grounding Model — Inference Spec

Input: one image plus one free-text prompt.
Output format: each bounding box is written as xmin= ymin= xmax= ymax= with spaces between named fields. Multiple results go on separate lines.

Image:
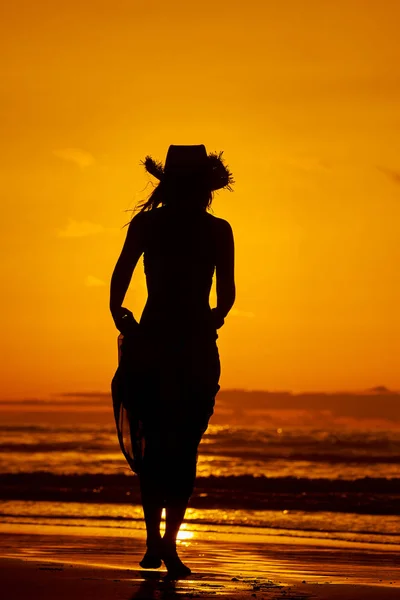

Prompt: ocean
xmin=1 ymin=422 xmax=399 ymax=548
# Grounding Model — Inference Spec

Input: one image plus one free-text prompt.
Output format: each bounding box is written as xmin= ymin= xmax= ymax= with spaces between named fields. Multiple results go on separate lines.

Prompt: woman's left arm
xmin=110 ymin=212 xmax=146 ymax=331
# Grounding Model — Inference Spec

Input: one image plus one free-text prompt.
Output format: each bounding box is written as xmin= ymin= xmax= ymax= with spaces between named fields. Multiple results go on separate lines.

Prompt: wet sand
xmin=0 ymin=524 xmax=399 ymax=600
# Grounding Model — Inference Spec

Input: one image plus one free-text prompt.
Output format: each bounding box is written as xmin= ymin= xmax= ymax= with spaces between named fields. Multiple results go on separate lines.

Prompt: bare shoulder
xmin=206 ymin=213 xmax=233 ymax=234
xmin=207 ymin=213 xmax=232 ymax=231
xmin=124 ymin=211 xmax=154 ymax=250
xmin=127 ymin=209 xmax=157 ymax=234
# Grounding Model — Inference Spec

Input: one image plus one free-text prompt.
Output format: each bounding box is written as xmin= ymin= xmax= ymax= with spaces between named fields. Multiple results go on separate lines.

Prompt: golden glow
xmin=159 ymin=509 xmax=193 ymax=540
xmin=177 ymin=525 xmax=194 ymax=542
xmin=1 ymin=1 xmax=400 ymax=399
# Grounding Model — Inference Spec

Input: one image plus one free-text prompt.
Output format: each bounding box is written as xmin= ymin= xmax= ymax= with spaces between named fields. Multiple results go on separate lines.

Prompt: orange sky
xmin=1 ymin=1 xmax=399 ymax=399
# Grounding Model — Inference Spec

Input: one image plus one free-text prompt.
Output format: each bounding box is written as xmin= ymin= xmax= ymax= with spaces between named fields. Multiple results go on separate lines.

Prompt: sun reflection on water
xmin=159 ymin=508 xmax=195 ymax=541
xmin=177 ymin=524 xmax=194 ymax=541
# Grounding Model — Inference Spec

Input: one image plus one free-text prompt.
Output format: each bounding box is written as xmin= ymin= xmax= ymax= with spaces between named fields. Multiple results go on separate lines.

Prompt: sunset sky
xmin=1 ymin=0 xmax=399 ymax=400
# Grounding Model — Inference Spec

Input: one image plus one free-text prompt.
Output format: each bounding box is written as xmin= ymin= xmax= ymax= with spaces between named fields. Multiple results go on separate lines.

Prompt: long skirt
xmin=111 ymin=323 xmax=220 ymax=504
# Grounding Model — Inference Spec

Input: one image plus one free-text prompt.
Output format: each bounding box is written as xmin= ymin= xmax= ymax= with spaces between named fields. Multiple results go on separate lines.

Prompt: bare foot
xmin=139 ymin=539 xmax=162 ymax=569
xmin=161 ymin=540 xmax=191 ymax=579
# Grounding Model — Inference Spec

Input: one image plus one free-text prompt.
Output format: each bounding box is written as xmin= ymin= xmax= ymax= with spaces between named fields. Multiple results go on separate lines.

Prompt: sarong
xmin=111 ymin=323 xmax=221 ymax=477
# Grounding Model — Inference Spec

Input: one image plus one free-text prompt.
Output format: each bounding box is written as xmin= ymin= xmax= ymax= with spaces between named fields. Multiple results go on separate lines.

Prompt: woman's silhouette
xmin=110 ymin=145 xmax=235 ymax=578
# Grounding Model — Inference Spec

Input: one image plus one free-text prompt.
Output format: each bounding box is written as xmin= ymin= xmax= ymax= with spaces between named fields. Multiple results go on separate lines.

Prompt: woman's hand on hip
xmin=112 ymin=306 xmax=139 ymax=335
xmin=211 ymin=307 xmax=225 ymax=329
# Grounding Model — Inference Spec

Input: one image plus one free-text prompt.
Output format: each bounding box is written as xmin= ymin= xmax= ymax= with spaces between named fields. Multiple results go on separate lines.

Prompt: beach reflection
xmin=2 ymin=500 xmax=400 ymax=547
xmin=128 ymin=570 xmax=266 ymax=600
xmin=3 ymin=526 xmax=399 ymax=597
xmin=177 ymin=525 xmax=194 ymax=541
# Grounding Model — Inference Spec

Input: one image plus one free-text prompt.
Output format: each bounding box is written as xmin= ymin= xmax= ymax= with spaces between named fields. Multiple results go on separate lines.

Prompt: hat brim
xmin=141 ymin=151 xmax=234 ymax=192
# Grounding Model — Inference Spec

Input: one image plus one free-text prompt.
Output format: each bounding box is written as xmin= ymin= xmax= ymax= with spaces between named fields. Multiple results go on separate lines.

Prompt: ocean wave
xmin=2 ymin=472 xmax=400 ymax=490
xmin=2 ymin=425 xmax=400 ymax=487
xmin=1 ymin=472 xmax=399 ymax=515
xmin=1 ymin=500 xmax=400 ymax=547
xmin=1 ymin=510 xmax=400 ymax=539
xmin=2 ymin=442 xmax=400 ymax=465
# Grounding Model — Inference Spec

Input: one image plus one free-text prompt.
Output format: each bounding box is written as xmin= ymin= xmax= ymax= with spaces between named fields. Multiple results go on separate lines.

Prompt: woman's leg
xmin=138 ymin=430 xmax=164 ymax=567
xmin=161 ymin=429 xmax=202 ymax=577
xmin=164 ymin=503 xmax=188 ymax=546
xmin=140 ymin=484 xmax=163 ymax=549
xmin=162 ymin=501 xmax=193 ymax=577
xmin=163 ymin=453 xmax=197 ymax=546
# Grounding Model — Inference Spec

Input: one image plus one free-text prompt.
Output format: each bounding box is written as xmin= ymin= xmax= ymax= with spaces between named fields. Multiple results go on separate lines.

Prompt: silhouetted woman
xmin=110 ymin=145 xmax=235 ymax=578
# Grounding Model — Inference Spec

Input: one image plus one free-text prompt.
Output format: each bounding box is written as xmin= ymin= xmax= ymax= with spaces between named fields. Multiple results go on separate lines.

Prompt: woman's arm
xmin=213 ymin=219 xmax=236 ymax=328
xmin=110 ymin=213 xmax=146 ymax=331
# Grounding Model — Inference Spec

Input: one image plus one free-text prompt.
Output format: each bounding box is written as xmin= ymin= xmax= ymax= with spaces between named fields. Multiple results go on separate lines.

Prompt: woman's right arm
xmin=213 ymin=219 xmax=236 ymax=328
xmin=109 ymin=212 xmax=146 ymax=332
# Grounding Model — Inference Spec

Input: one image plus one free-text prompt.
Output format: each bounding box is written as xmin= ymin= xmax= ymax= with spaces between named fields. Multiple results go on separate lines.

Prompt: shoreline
xmin=1 ymin=497 xmax=400 ymax=551
xmin=2 ymin=520 xmax=400 ymax=553
xmin=1 ymin=522 xmax=399 ymax=600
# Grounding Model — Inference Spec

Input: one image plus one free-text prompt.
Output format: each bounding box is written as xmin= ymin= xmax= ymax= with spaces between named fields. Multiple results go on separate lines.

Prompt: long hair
xmin=136 ymin=173 xmax=214 ymax=213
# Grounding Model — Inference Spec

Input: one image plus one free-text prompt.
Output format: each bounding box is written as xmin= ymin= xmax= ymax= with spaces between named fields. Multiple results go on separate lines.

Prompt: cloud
xmin=230 ymin=308 xmax=255 ymax=318
xmin=377 ymin=166 xmax=400 ymax=185
xmin=85 ymin=275 xmax=106 ymax=287
xmin=53 ymin=148 xmax=95 ymax=168
xmin=57 ymin=219 xmax=105 ymax=238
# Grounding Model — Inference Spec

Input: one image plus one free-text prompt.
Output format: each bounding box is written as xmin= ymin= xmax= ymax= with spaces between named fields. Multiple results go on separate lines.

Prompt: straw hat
xmin=141 ymin=144 xmax=234 ymax=192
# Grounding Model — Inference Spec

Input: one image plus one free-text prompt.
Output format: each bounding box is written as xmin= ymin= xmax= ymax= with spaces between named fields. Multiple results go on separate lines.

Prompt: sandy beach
xmin=1 ymin=521 xmax=399 ymax=600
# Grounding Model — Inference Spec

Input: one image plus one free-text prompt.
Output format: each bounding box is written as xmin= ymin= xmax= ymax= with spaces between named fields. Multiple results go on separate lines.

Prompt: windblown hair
xmin=136 ymin=176 xmax=214 ymax=213
xmin=127 ymin=149 xmax=233 ymax=218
